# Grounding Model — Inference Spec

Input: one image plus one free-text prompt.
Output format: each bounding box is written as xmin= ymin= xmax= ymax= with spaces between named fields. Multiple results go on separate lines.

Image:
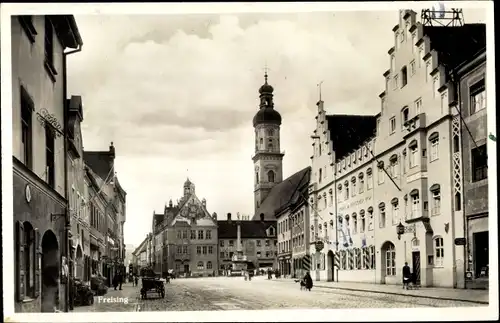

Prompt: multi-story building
xmin=453 ymin=48 xmax=488 ymax=289
xmin=66 ymin=96 xmax=92 ymax=283
xmin=84 ymin=143 xmax=127 ymax=285
xmin=152 ymin=179 xmax=218 ymax=277
xmin=132 ymin=236 xmax=149 ymax=273
xmin=12 ymin=15 xmax=83 ymax=312
xmin=309 ymin=99 xmax=377 ymax=282
xmin=308 ymin=10 xmax=486 ymax=289
xmin=218 ymin=213 xmax=278 ymax=274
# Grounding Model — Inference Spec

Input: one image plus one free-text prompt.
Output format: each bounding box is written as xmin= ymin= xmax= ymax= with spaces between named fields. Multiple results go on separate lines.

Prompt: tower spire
xmin=317 ymin=80 xmax=324 ymax=102
xmin=263 ymin=62 xmax=270 ymax=84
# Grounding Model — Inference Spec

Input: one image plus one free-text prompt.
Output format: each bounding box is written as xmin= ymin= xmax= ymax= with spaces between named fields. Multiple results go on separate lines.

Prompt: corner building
xmin=371 ymin=10 xmax=485 ymax=288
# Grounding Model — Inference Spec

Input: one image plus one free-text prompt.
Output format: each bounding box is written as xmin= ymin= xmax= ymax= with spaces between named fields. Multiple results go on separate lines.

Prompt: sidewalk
xmin=271 ymin=278 xmax=489 ymax=304
xmin=71 ymin=283 xmax=141 ymax=312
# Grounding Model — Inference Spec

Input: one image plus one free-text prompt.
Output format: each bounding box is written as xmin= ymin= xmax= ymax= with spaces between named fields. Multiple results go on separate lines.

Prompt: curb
xmin=271 ymin=279 xmax=489 ymax=305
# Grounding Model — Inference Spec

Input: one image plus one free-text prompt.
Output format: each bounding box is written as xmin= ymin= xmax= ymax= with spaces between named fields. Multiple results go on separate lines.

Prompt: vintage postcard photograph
xmin=0 ymin=1 xmax=497 ymax=322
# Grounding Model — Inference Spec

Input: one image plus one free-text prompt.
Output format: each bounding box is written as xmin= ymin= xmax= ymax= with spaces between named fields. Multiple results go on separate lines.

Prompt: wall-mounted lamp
xmin=444 ymin=223 xmax=450 ymax=233
xmin=396 ymin=222 xmax=405 ymax=240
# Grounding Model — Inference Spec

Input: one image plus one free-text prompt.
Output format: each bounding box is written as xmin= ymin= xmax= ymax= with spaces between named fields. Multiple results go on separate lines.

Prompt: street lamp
xmin=396 ymin=222 xmax=405 ymax=240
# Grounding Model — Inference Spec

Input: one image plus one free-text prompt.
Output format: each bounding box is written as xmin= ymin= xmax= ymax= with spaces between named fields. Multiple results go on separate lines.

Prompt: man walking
xmin=402 ymin=262 xmax=412 ymax=290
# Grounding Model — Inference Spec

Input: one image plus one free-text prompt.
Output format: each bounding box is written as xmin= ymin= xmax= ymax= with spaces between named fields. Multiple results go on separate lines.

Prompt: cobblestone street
xmin=72 ymin=277 xmax=487 ymax=312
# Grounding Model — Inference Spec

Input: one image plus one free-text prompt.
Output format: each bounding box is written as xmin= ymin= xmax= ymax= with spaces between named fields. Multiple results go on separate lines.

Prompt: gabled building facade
xmin=152 ymin=179 xmax=218 ymax=277
xmin=12 ymin=14 xmax=83 ymax=312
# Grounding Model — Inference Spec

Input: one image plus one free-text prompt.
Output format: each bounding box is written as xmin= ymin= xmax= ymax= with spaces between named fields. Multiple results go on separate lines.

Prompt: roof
xmin=132 ymin=236 xmax=149 ymax=255
xmin=83 ymin=151 xmax=114 ymax=182
xmin=49 ymin=15 xmax=83 ymax=48
xmin=252 ymin=166 xmax=311 ymax=221
xmin=326 ymin=115 xmax=377 ymax=161
xmin=423 ymin=24 xmax=486 ymax=74
xmin=217 ymin=220 xmax=276 ymax=239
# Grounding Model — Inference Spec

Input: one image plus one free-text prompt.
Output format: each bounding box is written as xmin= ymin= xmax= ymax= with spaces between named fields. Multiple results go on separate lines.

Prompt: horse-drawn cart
xmin=140 ymin=277 xmax=165 ymax=299
xmin=139 ymin=267 xmax=165 ymax=299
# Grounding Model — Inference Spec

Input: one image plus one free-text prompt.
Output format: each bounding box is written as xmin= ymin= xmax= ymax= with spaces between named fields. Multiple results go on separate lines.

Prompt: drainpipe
xmin=333 ymin=162 xmax=339 ymax=282
xmin=63 ymin=44 xmax=82 ymax=313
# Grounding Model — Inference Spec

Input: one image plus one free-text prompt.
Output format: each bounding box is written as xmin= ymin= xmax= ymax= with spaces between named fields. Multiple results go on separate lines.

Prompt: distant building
xmin=217 ymin=213 xmax=277 ymax=274
xmin=152 ymin=179 xmax=218 ymax=277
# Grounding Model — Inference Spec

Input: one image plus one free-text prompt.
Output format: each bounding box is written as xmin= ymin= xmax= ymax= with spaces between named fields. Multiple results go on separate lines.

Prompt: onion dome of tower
xmin=253 ymin=71 xmax=282 ymax=127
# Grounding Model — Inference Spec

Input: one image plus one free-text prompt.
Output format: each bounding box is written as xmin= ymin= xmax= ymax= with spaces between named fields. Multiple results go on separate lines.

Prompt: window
xmin=191 ymin=230 xmax=196 ymax=239
xmin=393 ymin=75 xmax=399 ymax=90
xmin=471 ymin=145 xmax=487 ymax=182
xmin=177 ymin=246 xmax=182 ymax=254
xmin=257 ymin=251 xmax=262 ymax=258
xmin=409 ymin=145 xmax=418 ymax=168
xmin=345 ymin=183 xmax=349 ymax=200
xmin=368 ymin=209 xmax=374 ymax=231
xmin=400 ymin=30 xmax=405 ymax=42
xmin=390 ymin=117 xmax=396 ymax=134
xmin=256 ymin=240 xmax=261 ymax=247
xmin=329 ymin=192 xmax=334 ymax=205
xmin=255 ymin=172 xmax=259 ymax=184
xmin=429 ymin=135 xmax=439 ymax=161
xmin=385 ymin=244 xmax=396 ymax=276
xmin=389 ymin=158 xmax=398 ymax=178
xmin=392 ymin=200 xmax=399 ymax=225
xmin=265 ymin=240 xmax=270 ymax=247
xmin=318 ymin=142 xmax=322 ymax=156
xmin=196 ymin=246 xmax=201 ymax=255
xmin=208 ymin=246 xmax=213 ymax=254
xmin=267 ymin=170 xmax=275 ymax=183
xmin=267 ymin=129 xmax=274 ymax=136
xmin=367 ymin=169 xmax=373 ymax=190
xmin=385 ymin=77 xmax=390 ymax=90
xmin=425 ymin=61 xmax=431 ymax=82
xmin=415 ymin=98 xmax=422 ymax=115
xmin=267 ymin=143 xmax=273 ymax=151
xmin=378 ymin=167 xmax=385 ymax=184
xmin=202 ymin=246 xmax=207 ymax=254
xmin=401 ymin=66 xmax=408 ymax=87
xmin=318 ymin=168 xmax=322 ymax=183
xmin=419 ymin=47 xmax=424 ymax=67
xmin=401 ymin=107 xmax=409 ymax=129
xmin=44 ymin=17 xmax=54 ymax=67
xmin=470 ymin=79 xmax=486 ymax=114
xmin=390 ymin=55 xmax=395 ymax=71
xmin=229 ymin=240 xmax=234 ymax=247
xmin=182 ymin=230 xmax=187 ymax=239
xmin=434 ymin=237 xmax=444 ymax=266
xmin=205 ymin=230 xmax=211 ymax=240
xmin=433 ymin=77 xmax=439 ymax=98
xmin=206 ymin=261 xmax=213 ymax=269
xmin=19 ymin=16 xmax=37 ymax=43
xmin=411 ymin=33 xmax=416 ymax=51
xmin=177 ymin=230 xmax=182 ymax=239
xmin=220 ymin=251 xmax=224 ymax=258
xmin=431 ymin=188 xmax=441 ymax=215
xmin=411 ymin=193 xmax=420 ymax=218
xmin=410 ymin=60 xmax=416 ymax=75
xmin=197 ymin=230 xmax=204 ymax=240
xmin=183 ymin=245 xmax=188 ymax=254
xmin=440 ymin=92 xmax=448 ymax=114
xmin=360 ymin=212 xmax=365 ymax=233
xmin=359 ymin=174 xmax=364 ymax=194
xmin=352 ymin=214 xmax=357 ymax=234
xmin=402 ymin=152 xmax=407 ymax=174
xmin=379 ymin=207 xmax=386 ymax=228
xmin=21 ymin=87 xmax=34 ymax=169
xmin=351 ymin=178 xmax=356 ymax=197
xmin=197 ymin=261 xmax=204 ymax=270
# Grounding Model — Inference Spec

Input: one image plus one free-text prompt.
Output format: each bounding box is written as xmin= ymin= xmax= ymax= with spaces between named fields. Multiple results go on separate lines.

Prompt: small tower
xmin=183 ymin=178 xmax=195 ymax=197
xmin=252 ymin=70 xmax=284 ymax=213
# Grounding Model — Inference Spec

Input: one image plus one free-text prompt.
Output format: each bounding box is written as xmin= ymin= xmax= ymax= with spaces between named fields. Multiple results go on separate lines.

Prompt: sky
xmin=66 ymin=6 xmax=487 ymax=247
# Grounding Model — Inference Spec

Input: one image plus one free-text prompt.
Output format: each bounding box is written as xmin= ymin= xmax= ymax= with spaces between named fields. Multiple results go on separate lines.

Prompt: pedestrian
xmin=135 ymin=274 xmax=139 ymax=287
xmin=119 ymin=271 xmax=123 ymax=290
xmin=402 ymin=262 xmax=412 ymax=290
xmin=112 ymin=274 xmax=118 ymax=290
xmin=303 ymin=271 xmax=313 ymax=291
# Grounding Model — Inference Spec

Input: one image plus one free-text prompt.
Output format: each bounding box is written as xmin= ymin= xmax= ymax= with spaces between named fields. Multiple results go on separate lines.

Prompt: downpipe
xmin=63 ymin=44 xmax=82 ymax=312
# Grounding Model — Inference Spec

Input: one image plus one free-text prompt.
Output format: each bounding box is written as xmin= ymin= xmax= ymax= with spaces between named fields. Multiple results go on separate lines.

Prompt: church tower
xmin=252 ymin=71 xmax=284 ymax=213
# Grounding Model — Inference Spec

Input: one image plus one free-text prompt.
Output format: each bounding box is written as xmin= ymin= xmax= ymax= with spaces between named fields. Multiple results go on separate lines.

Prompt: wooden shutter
xmin=34 ymin=228 xmax=41 ymax=297
xmin=16 ymin=221 xmax=26 ymax=301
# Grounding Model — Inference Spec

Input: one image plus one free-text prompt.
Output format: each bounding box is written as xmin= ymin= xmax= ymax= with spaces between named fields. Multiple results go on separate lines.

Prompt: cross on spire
xmin=263 ymin=63 xmax=271 ymax=83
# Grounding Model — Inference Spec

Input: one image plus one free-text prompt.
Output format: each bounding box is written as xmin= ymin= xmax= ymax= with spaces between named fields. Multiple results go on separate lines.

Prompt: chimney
xmin=260 ymin=213 xmax=264 ymax=222
xmin=227 ymin=213 xmax=232 ymax=221
xmin=169 ymin=199 xmax=173 ymax=208
xmin=109 ymin=141 xmax=115 ymax=158
xmin=236 ymin=221 xmax=242 ymax=253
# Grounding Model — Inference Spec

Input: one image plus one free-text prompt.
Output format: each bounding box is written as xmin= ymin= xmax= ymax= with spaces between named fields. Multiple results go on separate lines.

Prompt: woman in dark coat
xmin=303 ymin=271 xmax=313 ymax=291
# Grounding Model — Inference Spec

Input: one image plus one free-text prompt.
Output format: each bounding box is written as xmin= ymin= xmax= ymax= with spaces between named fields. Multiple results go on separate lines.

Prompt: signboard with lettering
xmin=338 ymin=196 xmax=372 ymax=212
xmin=315 ymin=241 xmax=324 ymax=252
xmin=454 ymin=238 xmax=466 ymax=246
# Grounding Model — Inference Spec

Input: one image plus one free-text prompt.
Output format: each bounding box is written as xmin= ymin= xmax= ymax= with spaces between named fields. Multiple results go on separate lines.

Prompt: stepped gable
xmin=252 ymin=166 xmax=311 ymax=221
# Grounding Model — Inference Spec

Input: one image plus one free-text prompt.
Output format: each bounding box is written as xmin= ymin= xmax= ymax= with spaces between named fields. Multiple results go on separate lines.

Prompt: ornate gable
xmin=169 ymin=193 xmax=215 ymax=226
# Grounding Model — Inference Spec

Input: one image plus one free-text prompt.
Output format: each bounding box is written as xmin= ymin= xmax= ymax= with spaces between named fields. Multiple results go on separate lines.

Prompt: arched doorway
xmin=327 ymin=250 xmax=335 ymax=281
xmin=76 ymin=246 xmax=83 ymax=279
xmin=41 ymin=230 xmax=59 ymax=312
xmin=380 ymin=241 xmax=396 ymax=285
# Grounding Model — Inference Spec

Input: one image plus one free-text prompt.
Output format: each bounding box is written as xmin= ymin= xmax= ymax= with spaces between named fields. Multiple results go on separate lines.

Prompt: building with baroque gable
xmin=152 ymin=179 xmax=218 ymax=277
xmin=12 ymin=14 xmax=83 ymax=312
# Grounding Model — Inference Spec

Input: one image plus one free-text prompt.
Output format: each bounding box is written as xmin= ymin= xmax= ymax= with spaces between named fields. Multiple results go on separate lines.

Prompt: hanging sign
xmin=36 ymin=108 xmax=63 ymax=137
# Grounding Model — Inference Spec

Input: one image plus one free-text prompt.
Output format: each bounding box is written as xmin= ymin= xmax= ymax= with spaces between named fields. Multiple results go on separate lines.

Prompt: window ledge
xmin=44 ymin=60 xmax=58 ymax=82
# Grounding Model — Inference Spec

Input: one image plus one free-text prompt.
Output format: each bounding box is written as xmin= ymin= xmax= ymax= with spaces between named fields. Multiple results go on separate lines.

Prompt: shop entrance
xmin=473 ymin=231 xmax=489 ymax=278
